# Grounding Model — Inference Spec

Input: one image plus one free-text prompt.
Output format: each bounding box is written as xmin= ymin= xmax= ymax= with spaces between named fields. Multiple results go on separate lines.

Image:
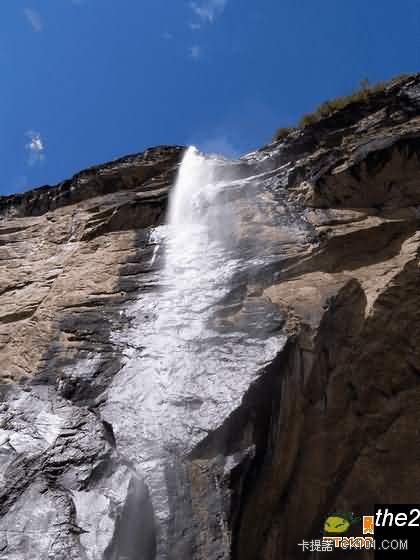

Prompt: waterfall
xmin=168 ymin=146 xmax=216 ymax=226
xmin=104 ymin=146 xmax=288 ymax=558
xmin=164 ymin=146 xmax=237 ymax=333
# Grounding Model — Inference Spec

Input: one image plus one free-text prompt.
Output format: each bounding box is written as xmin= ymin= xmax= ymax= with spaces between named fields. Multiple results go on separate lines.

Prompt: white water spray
xmin=168 ymin=146 xmax=218 ymax=226
xmin=164 ymin=146 xmax=237 ymax=327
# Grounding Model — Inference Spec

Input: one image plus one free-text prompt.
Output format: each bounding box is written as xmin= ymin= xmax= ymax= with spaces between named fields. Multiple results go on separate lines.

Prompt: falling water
xmin=164 ymin=146 xmax=238 ymax=333
xmin=168 ymin=146 xmax=216 ymax=225
xmin=103 ymin=146 xmax=290 ymax=558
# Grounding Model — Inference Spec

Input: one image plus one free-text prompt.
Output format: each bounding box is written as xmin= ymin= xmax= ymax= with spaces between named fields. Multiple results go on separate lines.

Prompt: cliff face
xmin=1 ymin=75 xmax=420 ymax=559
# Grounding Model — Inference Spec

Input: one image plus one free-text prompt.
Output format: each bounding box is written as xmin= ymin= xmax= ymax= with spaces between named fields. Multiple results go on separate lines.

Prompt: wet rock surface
xmin=1 ymin=75 xmax=420 ymax=559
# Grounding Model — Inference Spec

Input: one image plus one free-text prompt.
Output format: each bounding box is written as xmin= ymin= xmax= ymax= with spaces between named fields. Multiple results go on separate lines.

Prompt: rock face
xmin=1 ymin=74 xmax=420 ymax=559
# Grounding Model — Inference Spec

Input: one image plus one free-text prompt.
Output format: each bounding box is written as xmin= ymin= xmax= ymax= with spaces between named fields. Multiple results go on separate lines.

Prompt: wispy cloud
xmin=189 ymin=45 xmax=202 ymax=60
xmin=189 ymin=23 xmax=202 ymax=30
xmin=190 ymin=0 xmax=227 ymax=23
xmin=25 ymin=131 xmax=45 ymax=165
xmin=24 ymin=8 xmax=43 ymax=32
xmin=163 ymin=32 xmax=173 ymax=40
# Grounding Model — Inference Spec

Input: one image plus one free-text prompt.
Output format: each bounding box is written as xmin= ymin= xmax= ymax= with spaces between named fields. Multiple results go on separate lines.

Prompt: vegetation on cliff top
xmin=272 ymin=74 xmax=410 ymax=142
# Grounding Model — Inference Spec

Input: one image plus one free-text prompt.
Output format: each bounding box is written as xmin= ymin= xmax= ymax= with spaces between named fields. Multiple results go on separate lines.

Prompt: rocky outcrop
xmin=1 ymin=74 xmax=420 ymax=559
xmin=0 ymin=146 xmax=184 ymax=560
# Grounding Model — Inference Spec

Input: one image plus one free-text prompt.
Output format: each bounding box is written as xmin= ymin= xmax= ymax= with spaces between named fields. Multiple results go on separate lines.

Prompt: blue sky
xmin=1 ymin=0 xmax=420 ymax=195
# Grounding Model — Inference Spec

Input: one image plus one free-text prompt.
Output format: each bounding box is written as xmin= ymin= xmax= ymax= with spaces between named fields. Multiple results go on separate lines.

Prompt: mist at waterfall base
xmin=102 ymin=146 xmax=298 ymax=558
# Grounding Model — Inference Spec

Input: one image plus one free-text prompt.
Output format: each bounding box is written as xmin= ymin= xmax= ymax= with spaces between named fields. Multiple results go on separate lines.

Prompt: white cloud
xmin=189 ymin=23 xmax=202 ymax=30
xmin=24 ymin=8 xmax=43 ymax=32
xmin=190 ymin=0 xmax=227 ymax=23
xmin=25 ymin=131 xmax=45 ymax=165
xmin=189 ymin=45 xmax=202 ymax=60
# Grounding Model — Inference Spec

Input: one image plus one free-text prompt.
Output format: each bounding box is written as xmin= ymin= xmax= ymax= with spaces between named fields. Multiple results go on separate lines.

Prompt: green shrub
xmin=298 ymin=113 xmax=318 ymax=128
xmin=272 ymin=126 xmax=295 ymax=142
xmin=275 ymin=74 xmax=414 ymax=134
xmin=295 ymin=76 xmax=412 ymax=129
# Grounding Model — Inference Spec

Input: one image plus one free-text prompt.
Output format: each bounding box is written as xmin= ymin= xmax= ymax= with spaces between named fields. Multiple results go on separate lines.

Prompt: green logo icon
xmin=323 ymin=512 xmax=360 ymax=535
